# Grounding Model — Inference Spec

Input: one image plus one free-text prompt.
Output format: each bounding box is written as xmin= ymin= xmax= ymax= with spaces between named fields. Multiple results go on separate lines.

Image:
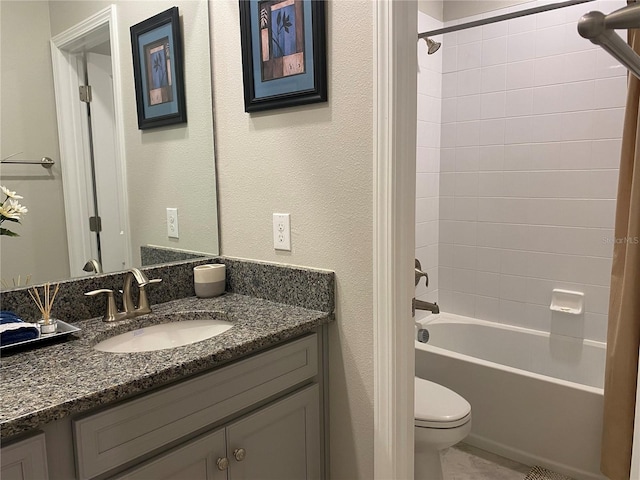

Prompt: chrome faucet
xmin=413 ymin=258 xmax=440 ymax=315
xmin=85 ymin=268 xmax=162 ymax=322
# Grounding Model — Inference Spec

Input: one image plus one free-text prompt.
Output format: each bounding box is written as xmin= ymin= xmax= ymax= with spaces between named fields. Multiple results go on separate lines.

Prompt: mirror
xmin=0 ymin=0 xmax=219 ymax=288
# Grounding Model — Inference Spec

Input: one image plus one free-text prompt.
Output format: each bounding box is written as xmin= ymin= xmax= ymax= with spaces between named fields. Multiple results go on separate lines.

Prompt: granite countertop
xmin=0 ymin=293 xmax=333 ymax=439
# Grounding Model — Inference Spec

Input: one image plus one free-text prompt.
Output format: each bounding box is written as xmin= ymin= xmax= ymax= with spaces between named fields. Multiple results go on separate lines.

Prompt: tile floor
xmin=441 ymin=443 xmax=531 ymax=480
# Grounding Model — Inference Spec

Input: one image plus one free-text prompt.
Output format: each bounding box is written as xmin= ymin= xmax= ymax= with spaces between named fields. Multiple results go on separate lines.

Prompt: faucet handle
xmin=415 ymin=259 xmax=429 ymax=287
xmin=85 ymin=289 xmax=121 ymax=322
xmin=135 ymin=278 xmax=162 ymax=316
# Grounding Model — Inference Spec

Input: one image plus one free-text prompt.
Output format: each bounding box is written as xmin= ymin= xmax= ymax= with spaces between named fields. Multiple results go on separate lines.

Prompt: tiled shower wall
xmin=415 ymin=11 xmax=443 ymax=305
xmin=437 ymin=0 xmax=626 ymax=341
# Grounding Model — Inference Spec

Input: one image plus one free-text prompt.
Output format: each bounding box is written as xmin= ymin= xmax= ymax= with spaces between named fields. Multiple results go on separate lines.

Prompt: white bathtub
xmin=415 ymin=312 xmax=606 ymax=480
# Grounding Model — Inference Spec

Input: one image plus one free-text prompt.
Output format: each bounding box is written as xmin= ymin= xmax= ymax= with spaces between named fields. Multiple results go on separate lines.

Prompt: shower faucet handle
xmin=415 ymin=258 xmax=429 ymax=287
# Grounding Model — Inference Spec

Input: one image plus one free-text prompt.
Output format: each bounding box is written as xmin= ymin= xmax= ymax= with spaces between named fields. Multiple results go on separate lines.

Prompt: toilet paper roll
xmin=193 ymin=264 xmax=225 ymax=298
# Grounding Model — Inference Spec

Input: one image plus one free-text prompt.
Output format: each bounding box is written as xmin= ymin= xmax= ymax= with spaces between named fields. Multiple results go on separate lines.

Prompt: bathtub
xmin=415 ymin=312 xmax=606 ymax=480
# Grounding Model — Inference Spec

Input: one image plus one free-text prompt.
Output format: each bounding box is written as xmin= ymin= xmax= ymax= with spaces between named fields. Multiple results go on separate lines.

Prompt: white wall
xmin=48 ymin=0 xmax=219 ymax=265
xmin=434 ymin=0 xmax=627 ymax=341
xmin=0 ymin=1 xmax=70 ymax=286
xmin=209 ymin=1 xmax=375 ymax=478
xmin=416 ymin=12 xmax=443 ymax=305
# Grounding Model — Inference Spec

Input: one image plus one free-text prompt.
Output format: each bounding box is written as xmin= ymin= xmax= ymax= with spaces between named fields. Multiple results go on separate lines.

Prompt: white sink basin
xmin=94 ymin=318 xmax=234 ymax=353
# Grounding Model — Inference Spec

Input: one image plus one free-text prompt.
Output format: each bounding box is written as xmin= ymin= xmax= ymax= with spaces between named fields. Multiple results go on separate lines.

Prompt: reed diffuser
xmin=28 ymin=282 xmax=60 ymax=334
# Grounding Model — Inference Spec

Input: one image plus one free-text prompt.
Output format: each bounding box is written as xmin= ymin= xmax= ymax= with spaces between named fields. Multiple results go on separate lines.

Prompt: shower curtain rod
xmin=418 ymin=0 xmax=594 ymax=39
xmin=578 ymin=3 xmax=640 ymax=80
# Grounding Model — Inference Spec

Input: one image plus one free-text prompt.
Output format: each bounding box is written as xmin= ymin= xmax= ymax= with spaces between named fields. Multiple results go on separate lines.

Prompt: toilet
xmin=414 ymin=377 xmax=472 ymax=480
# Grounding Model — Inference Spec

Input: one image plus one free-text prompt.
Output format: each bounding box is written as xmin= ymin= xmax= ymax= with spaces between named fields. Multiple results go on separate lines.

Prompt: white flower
xmin=8 ymin=199 xmax=27 ymax=216
xmin=1 ymin=185 xmax=23 ymax=199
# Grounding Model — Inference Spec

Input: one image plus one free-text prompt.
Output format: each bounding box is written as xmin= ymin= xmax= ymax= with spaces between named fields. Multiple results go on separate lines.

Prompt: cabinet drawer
xmin=74 ymin=334 xmax=317 ymax=479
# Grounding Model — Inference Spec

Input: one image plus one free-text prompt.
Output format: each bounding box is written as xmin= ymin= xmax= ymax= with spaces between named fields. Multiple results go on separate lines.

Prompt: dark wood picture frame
xmin=239 ymin=0 xmax=327 ymax=113
xmin=130 ymin=7 xmax=187 ymax=129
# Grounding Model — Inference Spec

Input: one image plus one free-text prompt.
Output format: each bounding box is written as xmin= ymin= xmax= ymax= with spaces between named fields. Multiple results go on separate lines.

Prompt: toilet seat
xmin=415 ymin=377 xmax=471 ymax=429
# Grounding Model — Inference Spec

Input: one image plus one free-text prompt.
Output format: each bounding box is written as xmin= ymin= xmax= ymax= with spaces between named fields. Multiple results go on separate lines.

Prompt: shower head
xmin=424 ymin=37 xmax=441 ymax=55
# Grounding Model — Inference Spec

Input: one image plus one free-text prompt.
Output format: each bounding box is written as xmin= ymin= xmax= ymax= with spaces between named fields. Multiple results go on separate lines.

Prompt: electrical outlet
xmin=273 ymin=213 xmax=291 ymax=251
xmin=166 ymin=208 xmax=179 ymax=239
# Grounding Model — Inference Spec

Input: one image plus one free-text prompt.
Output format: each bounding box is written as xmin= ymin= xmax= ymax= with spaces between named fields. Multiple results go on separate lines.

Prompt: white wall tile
xmin=505 ymin=116 xmax=533 ymax=144
xmin=456 ymin=95 xmax=481 ymax=121
xmin=442 ymin=72 xmax=458 ymax=99
xmin=592 ymin=108 xmax=625 ymax=140
xmin=532 ymin=113 xmax=565 ymax=142
xmin=440 ymin=148 xmax=456 ymax=172
xmin=506 ymin=88 xmax=534 ymax=117
xmin=452 ymin=220 xmax=477 ymax=246
xmin=535 ymin=25 xmax=565 ymax=58
xmin=534 ymin=55 xmax=565 ymax=86
xmin=507 ymin=60 xmax=535 ymax=90
xmin=458 ymin=42 xmax=483 ymax=71
xmin=595 ymin=48 xmax=627 ymax=79
xmin=561 ymin=80 xmax=595 ymax=112
xmin=456 ymin=121 xmax=481 ymax=147
xmin=481 ymin=64 xmax=507 ymax=93
xmin=481 ymin=92 xmax=506 ymax=119
xmin=591 ymin=139 xmax=622 ymax=169
xmin=453 ymin=245 xmax=477 ymax=271
xmin=482 ymin=37 xmax=507 ymax=67
xmin=533 ymin=85 xmax=564 ymax=114
xmin=536 ymin=5 xmax=565 ymax=29
xmin=441 ymin=98 xmax=457 ymax=124
xmin=563 ymin=22 xmax=596 ymax=54
xmin=564 ymin=50 xmax=597 ymax=83
xmin=454 ymin=196 xmax=478 ymax=221
xmin=458 ymin=26 xmax=483 ymax=45
xmin=458 ymin=69 xmax=482 ymax=96
xmin=508 ymin=13 xmax=536 ymax=35
xmin=477 ymin=222 xmax=502 ymax=248
xmin=500 ymin=274 xmax=529 ymax=303
xmin=455 ymin=146 xmax=479 ymax=172
xmin=442 ymin=46 xmax=458 ymax=73
xmin=425 ymin=7 xmax=623 ymax=341
xmin=479 ymin=145 xmax=506 ymax=171
xmin=479 ymin=119 xmax=506 ymax=146
xmin=594 ymin=77 xmax=627 ymax=109
xmin=507 ymin=31 xmax=536 ymax=62
xmin=478 ymin=172 xmax=504 ymax=197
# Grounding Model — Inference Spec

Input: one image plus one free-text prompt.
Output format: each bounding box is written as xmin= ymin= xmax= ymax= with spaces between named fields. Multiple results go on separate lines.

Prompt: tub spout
xmin=413 ymin=298 xmax=440 ymax=315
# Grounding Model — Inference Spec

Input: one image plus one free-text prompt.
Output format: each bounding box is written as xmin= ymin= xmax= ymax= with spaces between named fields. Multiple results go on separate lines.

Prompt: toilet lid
xmin=414 ymin=377 xmax=471 ymax=427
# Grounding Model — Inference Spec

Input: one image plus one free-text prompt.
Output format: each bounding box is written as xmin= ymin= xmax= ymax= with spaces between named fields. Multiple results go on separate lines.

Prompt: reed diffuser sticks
xmin=28 ymin=282 xmax=60 ymax=322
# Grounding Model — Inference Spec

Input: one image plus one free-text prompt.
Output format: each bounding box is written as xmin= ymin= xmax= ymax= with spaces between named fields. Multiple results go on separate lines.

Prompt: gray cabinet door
xmin=226 ymin=385 xmax=320 ymax=480
xmin=116 ymin=428 xmax=227 ymax=480
xmin=0 ymin=433 xmax=49 ymax=480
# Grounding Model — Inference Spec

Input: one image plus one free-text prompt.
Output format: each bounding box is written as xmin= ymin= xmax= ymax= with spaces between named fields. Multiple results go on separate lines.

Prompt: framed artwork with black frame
xmin=239 ymin=0 xmax=327 ymax=113
xmin=130 ymin=7 xmax=186 ymax=129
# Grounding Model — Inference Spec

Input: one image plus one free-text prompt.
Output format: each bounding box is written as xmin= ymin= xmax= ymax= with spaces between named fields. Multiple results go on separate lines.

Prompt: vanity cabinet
xmin=118 ymin=384 xmax=320 ymax=480
xmin=71 ymin=333 xmax=323 ymax=480
xmin=0 ymin=432 xmax=49 ymax=480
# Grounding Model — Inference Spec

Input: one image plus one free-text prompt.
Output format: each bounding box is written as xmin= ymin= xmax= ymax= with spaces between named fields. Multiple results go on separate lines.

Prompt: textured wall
xmin=0 ymin=1 xmax=70 ymax=286
xmin=48 ymin=0 xmax=219 ymax=265
xmin=209 ymin=1 xmax=375 ymax=478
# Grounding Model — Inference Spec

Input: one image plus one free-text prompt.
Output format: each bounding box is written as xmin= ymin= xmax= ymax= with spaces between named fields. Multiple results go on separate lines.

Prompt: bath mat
xmin=524 ymin=466 xmax=576 ymax=480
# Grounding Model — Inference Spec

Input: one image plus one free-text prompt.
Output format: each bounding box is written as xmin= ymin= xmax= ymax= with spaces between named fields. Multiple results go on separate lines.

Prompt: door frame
xmin=50 ymin=5 xmax=131 ymax=276
xmin=373 ymin=1 xmax=417 ymax=479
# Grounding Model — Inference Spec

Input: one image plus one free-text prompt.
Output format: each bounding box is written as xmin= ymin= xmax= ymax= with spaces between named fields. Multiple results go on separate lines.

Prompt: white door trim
xmin=373 ymin=1 xmax=417 ymax=479
xmin=50 ymin=5 xmax=131 ymax=276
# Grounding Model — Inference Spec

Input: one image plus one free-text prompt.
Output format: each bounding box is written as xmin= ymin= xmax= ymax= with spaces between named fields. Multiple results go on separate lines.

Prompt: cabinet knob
xmin=216 ymin=457 xmax=229 ymax=470
xmin=233 ymin=448 xmax=246 ymax=462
